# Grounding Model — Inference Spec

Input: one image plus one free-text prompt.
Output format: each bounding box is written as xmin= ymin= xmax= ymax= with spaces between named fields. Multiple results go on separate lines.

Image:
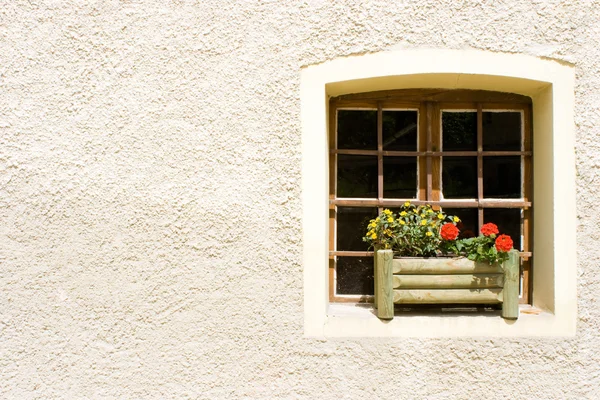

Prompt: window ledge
xmin=324 ymin=304 xmax=573 ymax=338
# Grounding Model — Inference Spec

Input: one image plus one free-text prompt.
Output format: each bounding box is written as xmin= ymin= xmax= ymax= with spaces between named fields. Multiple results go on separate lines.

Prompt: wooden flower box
xmin=374 ymin=249 xmax=520 ymax=320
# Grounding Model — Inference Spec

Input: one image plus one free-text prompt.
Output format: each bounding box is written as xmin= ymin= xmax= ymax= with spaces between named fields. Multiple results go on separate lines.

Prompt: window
xmin=329 ymin=90 xmax=533 ymax=305
xmin=302 ymin=49 xmax=576 ymax=337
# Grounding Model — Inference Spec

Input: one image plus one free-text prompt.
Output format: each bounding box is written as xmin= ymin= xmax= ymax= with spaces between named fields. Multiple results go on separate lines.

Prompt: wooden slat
xmin=328 ymin=250 xmax=531 ymax=258
xmin=332 ymin=149 xmax=532 ymax=157
xmin=328 ymin=103 xmax=337 ymax=303
xmin=334 ymin=89 xmax=532 ymax=104
xmin=331 ymin=199 xmax=532 ymax=208
xmin=393 ymin=274 xmax=504 ymax=289
xmin=502 ymin=250 xmax=520 ymax=319
xmin=392 ymin=257 xmax=503 ymax=274
xmin=330 ymin=100 xmax=379 ymax=109
xmin=376 ymin=250 xmax=394 ymax=319
xmin=426 ymin=102 xmax=433 ymax=200
xmin=393 ymin=289 xmax=502 ymax=304
xmin=482 ymin=102 xmax=531 ymax=111
xmin=373 ymin=247 xmax=378 ymax=308
xmin=328 ymin=259 xmax=335 ymax=302
xmin=418 ymin=103 xmax=427 ymax=200
xmin=521 ymin=104 xmax=533 ymax=304
xmin=377 ymin=102 xmax=383 ymax=202
xmin=329 ymin=251 xmax=374 ymax=257
xmin=431 ymin=103 xmax=441 ymax=202
xmin=477 ymin=104 xmax=484 ymax=231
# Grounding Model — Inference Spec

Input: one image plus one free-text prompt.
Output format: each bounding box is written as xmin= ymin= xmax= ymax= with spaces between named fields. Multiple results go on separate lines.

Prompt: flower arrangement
xmin=363 ymin=202 xmax=514 ymax=264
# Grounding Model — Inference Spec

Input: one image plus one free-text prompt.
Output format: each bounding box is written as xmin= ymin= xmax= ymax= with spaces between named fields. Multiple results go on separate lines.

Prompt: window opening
xmin=329 ymin=90 xmax=533 ymax=305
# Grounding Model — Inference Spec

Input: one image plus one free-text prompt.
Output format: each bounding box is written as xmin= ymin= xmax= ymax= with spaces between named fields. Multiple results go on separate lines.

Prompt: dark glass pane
xmin=336 ymin=257 xmax=374 ymax=295
xmin=383 ymin=157 xmax=417 ymax=198
xmin=484 ymin=209 xmax=522 ymax=251
xmin=483 ymin=156 xmax=521 ymax=198
xmin=442 ymin=208 xmax=478 ymax=239
xmin=483 ymin=112 xmax=521 ymax=151
xmin=336 ymin=207 xmax=378 ymax=251
xmin=442 ymin=157 xmax=477 ymax=198
xmin=382 ymin=111 xmax=418 ymax=151
xmin=337 ymin=110 xmax=377 ymax=150
xmin=442 ymin=111 xmax=477 ymax=151
xmin=337 ymin=155 xmax=378 ymax=198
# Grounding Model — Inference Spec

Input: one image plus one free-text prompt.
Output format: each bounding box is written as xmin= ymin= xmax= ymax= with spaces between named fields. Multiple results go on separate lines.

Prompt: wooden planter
xmin=374 ymin=249 xmax=520 ymax=320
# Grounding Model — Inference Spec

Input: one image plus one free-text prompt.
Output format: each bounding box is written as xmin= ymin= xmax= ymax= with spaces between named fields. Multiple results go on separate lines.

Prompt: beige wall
xmin=0 ymin=1 xmax=598 ymax=398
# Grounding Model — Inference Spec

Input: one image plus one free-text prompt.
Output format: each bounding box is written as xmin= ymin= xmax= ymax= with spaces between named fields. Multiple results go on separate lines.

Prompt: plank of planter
xmin=392 ymin=258 xmax=502 ymax=274
xmin=393 ymin=274 xmax=504 ymax=289
xmin=393 ymin=289 xmax=502 ymax=304
xmin=376 ymin=250 xmax=394 ymax=320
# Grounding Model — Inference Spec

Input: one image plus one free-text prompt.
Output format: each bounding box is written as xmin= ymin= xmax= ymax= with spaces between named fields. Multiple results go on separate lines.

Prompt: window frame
xmin=301 ymin=49 xmax=576 ymax=337
xmin=328 ymin=91 xmax=533 ymax=304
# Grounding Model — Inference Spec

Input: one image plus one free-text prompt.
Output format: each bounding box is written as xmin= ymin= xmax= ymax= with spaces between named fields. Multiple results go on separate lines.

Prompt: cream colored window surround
xmin=301 ymin=49 xmax=576 ymax=337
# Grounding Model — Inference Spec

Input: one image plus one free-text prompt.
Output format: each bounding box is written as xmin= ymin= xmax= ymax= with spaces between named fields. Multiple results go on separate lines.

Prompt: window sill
xmin=323 ymin=304 xmax=572 ymax=338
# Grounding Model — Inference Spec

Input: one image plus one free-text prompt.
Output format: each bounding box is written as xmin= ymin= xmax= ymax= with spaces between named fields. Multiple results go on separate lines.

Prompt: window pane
xmin=337 ymin=110 xmax=377 ymax=150
xmin=383 ymin=157 xmax=417 ymax=198
xmin=336 ymin=257 xmax=374 ymax=295
xmin=337 ymin=155 xmax=378 ymax=198
xmin=484 ymin=209 xmax=522 ymax=251
xmin=442 ymin=157 xmax=477 ymax=198
xmin=483 ymin=112 xmax=521 ymax=151
xmin=483 ymin=156 xmax=521 ymax=198
xmin=442 ymin=208 xmax=478 ymax=239
xmin=442 ymin=111 xmax=477 ymax=151
xmin=336 ymin=207 xmax=378 ymax=251
xmin=382 ymin=110 xmax=418 ymax=151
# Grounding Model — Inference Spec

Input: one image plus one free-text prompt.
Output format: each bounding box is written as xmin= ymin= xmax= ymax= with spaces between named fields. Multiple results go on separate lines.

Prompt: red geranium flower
xmin=481 ymin=223 xmax=499 ymax=237
xmin=440 ymin=223 xmax=459 ymax=241
xmin=495 ymin=234 xmax=513 ymax=252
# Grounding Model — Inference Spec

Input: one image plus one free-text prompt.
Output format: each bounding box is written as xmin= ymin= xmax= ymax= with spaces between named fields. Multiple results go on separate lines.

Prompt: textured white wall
xmin=0 ymin=1 xmax=598 ymax=398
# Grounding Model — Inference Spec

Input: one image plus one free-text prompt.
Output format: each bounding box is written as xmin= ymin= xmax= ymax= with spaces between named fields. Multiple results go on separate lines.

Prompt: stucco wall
xmin=1 ymin=1 xmax=598 ymax=398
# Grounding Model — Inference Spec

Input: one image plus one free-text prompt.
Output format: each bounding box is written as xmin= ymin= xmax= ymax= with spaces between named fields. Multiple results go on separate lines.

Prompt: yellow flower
xmin=431 ymin=222 xmax=436 ymax=226
xmin=437 ymin=213 xmax=444 ymax=220
xmin=400 ymin=220 xmax=406 ymax=225
xmin=426 ymin=231 xmax=433 ymax=237
xmin=383 ymin=209 xmax=392 ymax=215
xmin=371 ymin=233 xmax=377 ymax=239
xmin=375 ymin=217 xmax=380 ymax=222
xmin=453 ymin=216 xmax=460 ymax=223
xmin=427 ymin=209 xmax=434 ymax=214
xmin=404 ymin=201 xmax=411 ymax=207
xmin=387 ymin=217 xmax=393 ymax=223
xmin=420 ymin=220 xmax=427 ymax=226
xmin=421 ymin=214 xmax=426 ymax=218
xmin=384 ymin=229 xmax=392 ymax=236
xmin=400 ymin=211 xmax=407 ymax=216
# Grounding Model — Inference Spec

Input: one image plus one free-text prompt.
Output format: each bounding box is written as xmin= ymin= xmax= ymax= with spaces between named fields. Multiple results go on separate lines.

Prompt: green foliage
xmin=363 ymin=204 xmax=513 ymax=264
xmin=363 ymin=203 xmax=458 ymax=257
xmin=460 ymin=235 xmax=510 ymax=264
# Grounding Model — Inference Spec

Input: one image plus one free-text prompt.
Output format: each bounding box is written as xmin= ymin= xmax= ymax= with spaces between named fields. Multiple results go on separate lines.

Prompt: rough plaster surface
xmin=0 ymin=1 xmax=599 ymax=398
